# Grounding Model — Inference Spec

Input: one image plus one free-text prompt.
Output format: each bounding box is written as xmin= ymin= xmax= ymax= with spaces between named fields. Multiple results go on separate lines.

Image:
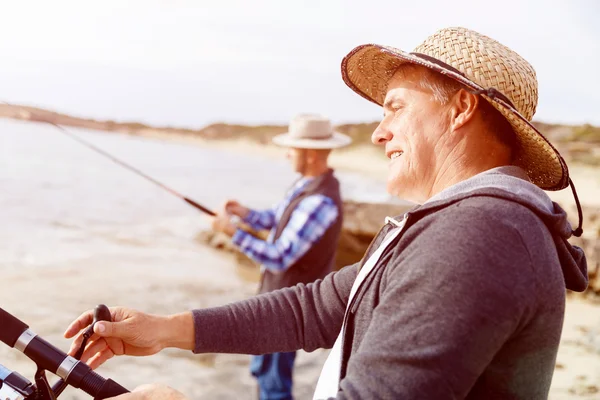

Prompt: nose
xmin=371 ymin=120 xmax=393 ymax=145
xmin=285 ymin=149 xmax=292 ymax=159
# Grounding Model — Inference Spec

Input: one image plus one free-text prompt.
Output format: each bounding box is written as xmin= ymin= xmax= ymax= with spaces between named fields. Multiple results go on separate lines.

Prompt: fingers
xmin=223 ymin=200 xmax=245 ymax=217
xmin=87 ymin=347 xmax=116 ymax=370
xmin=64 ymin=310 xmax=94 ymax=338
xmin=68 ymin=330 xmax=86 ymax=356
xmin=79 ymin=336 xmax=110 ymax=364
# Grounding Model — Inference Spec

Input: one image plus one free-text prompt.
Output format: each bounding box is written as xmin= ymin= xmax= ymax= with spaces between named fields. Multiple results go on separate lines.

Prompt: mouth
xmin=388 ymin=151 xmax=403 ymax=161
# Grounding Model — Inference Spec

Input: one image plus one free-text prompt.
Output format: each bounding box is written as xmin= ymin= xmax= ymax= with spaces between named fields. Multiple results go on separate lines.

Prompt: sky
xmin=0 ymin=0 xmax=597 ymax=128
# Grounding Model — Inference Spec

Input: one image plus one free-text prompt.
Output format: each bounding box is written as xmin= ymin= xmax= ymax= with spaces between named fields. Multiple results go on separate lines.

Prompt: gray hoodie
xmin=192 ymin=166 xmax=588 ymax=399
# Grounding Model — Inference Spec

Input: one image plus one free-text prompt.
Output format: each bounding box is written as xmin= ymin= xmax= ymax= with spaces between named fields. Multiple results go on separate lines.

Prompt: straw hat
xmin=272 ymin=114 xmax=352 ymax=149
xmin=341 ymin=27 xmax=568 ymax=191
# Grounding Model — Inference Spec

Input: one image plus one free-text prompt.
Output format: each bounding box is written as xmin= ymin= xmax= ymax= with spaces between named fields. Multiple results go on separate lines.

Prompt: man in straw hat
xmin=65 ymin=27 xmax=588 ymax=399
xmin=210 ymin=113 xmax=351 ymax=400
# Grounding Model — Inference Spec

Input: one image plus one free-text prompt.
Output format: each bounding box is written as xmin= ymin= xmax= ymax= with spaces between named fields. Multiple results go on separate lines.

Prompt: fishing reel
xmin=0 ymin=363 xmax=52 ymax=400
xmin=0 ymin=365 xmax=36 ymax=400
xmin=0 ymin=305 xmax=128 ymax=400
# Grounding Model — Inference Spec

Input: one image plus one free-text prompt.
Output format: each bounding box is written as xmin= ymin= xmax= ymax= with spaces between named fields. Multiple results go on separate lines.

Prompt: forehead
xmin=384 ymin=65 xmax=430 ymax=101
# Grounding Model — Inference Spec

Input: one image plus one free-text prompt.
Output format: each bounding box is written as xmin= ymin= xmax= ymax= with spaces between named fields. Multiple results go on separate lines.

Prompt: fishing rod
xmin=4 ymin=102 xmax=271 ymax=240
xmin=3 ymin=101 xmax=215 ymax=216
xmin=48 ymin=120 xmax=216 ymax=217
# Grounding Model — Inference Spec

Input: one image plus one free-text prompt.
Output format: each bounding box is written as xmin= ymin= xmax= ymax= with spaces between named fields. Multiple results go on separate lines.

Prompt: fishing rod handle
xmin=183 ymin=197 xmax=215 ymax=216
xmin=0 ymin=307 xmax=129 ymax=399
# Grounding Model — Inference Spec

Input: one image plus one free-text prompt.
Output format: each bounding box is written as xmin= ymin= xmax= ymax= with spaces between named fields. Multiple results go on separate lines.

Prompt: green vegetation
xmin=570 ymin=124 xmax=600 ymax=143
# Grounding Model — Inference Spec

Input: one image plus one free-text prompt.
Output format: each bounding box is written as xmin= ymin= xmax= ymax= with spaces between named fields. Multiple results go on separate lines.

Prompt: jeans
xmin=250 ymin=351 xmax=297 ymax=400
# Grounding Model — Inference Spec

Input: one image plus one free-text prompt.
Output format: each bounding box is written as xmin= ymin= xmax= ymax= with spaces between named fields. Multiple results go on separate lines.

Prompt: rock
xmin=568 ymin=235 xmax=600 ymax=297
xmin=333 ymin=201 xmax=412 ymax=269
xmin=568 ymin=383 xmax=599 ymax=396
xmin=196 ymin=201 xmax=600 ymax=297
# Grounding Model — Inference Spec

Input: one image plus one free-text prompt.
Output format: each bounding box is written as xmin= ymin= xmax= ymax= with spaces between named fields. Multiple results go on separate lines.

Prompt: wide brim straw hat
xmin=341 ymin=27 xmax=569 ymax=191
xmin=273 ymin=114 xmax=352 ymax=149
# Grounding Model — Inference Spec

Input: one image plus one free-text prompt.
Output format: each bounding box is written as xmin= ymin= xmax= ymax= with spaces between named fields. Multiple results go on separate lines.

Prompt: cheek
xmin=403 ymin=117 xmax=437 ymax=164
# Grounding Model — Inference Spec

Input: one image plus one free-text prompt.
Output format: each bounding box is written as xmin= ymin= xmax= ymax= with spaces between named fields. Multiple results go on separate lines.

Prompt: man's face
xmin=372 ymin=68 xmax=452 ymax=203
xmin=286 ymin=147 xmax=307 ymax=174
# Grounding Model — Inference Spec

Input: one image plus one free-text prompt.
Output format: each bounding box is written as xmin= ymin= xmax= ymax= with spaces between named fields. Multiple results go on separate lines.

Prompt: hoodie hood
xmin=412 ymin=166 xmax=588 ymax=292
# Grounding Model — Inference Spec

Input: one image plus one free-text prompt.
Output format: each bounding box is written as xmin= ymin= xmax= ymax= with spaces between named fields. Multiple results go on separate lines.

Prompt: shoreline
xmin=131 ymin=127 xmax=392 ymax=185
xmin=131 ymin=126 xmax=600 ymax=212
xmin=80 ymin=123 xmax=599 ymax=205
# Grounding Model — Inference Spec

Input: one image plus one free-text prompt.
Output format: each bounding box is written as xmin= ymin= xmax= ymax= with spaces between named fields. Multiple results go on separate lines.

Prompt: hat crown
xmin=412 ymin=27 xmax=538 ymax=120
xmin=289 ymin=114 xmax=334 ymax=140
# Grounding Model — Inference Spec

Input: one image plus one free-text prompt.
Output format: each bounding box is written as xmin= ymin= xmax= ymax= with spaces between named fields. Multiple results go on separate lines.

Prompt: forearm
xmin=191 ymin=264 xmax=358 ymax=355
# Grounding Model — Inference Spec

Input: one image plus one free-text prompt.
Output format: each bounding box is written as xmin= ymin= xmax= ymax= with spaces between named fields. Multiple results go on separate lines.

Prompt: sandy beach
xmin=0 ymin=251 xmax=330 ymax=399
xmin=2 ymin=246 xmax=599 ymax=399
xmin=1 ymin=120 xmax=599 ymax=399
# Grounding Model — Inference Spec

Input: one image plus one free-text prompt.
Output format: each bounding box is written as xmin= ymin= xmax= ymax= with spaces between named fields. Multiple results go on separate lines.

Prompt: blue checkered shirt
xmin=231 ymin=177 xmax=339 ymax=273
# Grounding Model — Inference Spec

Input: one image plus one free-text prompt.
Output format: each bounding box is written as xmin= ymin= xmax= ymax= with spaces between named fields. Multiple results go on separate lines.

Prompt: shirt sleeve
xmin=243 ymin=207 xmax=277 ymax=231
xmin=232 ymin=194 xmax=339 ymax=272
xmin=192 ymin=262 xmax=359 ymax=355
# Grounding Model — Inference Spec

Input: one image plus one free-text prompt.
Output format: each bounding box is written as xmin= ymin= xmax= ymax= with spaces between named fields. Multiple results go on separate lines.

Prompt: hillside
xmin=0 ymin=103 xmax=599 ymax=166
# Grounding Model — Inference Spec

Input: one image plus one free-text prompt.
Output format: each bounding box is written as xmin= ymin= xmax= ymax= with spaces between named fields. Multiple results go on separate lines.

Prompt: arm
xmin=335 ymin=206 xmax=535 ymax=399
xmin=64 ymin=263 xmax=358 ymax=368
xmin=192 ymin=262 xmax=358 ymax=355
xmin=232 ymin=195 xmax=339 ymax=272
xmin=243 ymin=208 xmax=277 ymax=231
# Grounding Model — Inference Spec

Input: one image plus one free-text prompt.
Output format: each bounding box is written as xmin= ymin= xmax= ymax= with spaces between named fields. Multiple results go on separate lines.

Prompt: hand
xmin=223 ymin=200 xmax=250 ymax=219
xmin=108 ymin=383 xmax=188 ymax=400
xmin=64 ymin=307 xmax=193 ymax=369
xmin=211 ymin=212 xmax=237 ymax=237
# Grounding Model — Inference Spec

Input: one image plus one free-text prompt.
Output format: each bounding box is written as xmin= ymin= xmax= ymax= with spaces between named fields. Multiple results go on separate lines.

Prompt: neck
xmin=303 ymin=163 xmax=330 ymax=178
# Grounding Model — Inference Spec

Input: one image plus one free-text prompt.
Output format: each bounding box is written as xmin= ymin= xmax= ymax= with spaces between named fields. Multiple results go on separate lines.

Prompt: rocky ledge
xmin=196 ymin=201 xmax=600 ymax=296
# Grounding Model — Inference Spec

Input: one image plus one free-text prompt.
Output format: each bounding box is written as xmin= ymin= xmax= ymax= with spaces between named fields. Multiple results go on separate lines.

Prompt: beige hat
xmin=341 ymin=27 xmax=569 ymax=191
xmin=272 ymin=114 xmax=352 ymax=149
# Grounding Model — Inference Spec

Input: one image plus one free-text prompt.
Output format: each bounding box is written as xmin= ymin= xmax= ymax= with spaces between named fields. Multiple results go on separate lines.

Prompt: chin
xmin=386 ymin=177 xmax=404 ymax=198
xmin=387 ymin=177 xmax=418 ymax=204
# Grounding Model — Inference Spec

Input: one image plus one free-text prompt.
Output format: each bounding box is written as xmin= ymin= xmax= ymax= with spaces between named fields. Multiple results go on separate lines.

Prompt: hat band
xmin=410 ymin=52 xmax=516 ymax=110
xmin=291 ymin=133 xmax=334 ymax=140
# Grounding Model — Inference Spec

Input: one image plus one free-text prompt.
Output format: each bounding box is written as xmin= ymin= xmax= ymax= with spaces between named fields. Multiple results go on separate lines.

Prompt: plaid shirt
xmin=231 ymin=177 xmax=339 ymax=273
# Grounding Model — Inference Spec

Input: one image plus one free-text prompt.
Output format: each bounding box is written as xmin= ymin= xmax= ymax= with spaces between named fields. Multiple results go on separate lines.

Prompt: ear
xmin=449 ymin=89 xmax=479 ymax=131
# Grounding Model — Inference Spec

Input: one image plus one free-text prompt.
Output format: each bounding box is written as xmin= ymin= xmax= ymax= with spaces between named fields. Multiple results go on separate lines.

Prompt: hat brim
xmin=272 ymin=131 xmax=352 ymax=149
xmin=341 ymin=44 xmax=569 ymax=191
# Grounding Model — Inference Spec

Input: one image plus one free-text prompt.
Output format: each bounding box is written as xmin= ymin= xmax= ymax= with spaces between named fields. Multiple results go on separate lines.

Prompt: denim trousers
xmin=250 ymin=351 xmax=297 ymax=400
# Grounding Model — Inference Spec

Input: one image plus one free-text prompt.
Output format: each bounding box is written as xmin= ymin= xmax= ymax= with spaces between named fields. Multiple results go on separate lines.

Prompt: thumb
xmin=94 ymin=321 xmax=129 ymax=339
